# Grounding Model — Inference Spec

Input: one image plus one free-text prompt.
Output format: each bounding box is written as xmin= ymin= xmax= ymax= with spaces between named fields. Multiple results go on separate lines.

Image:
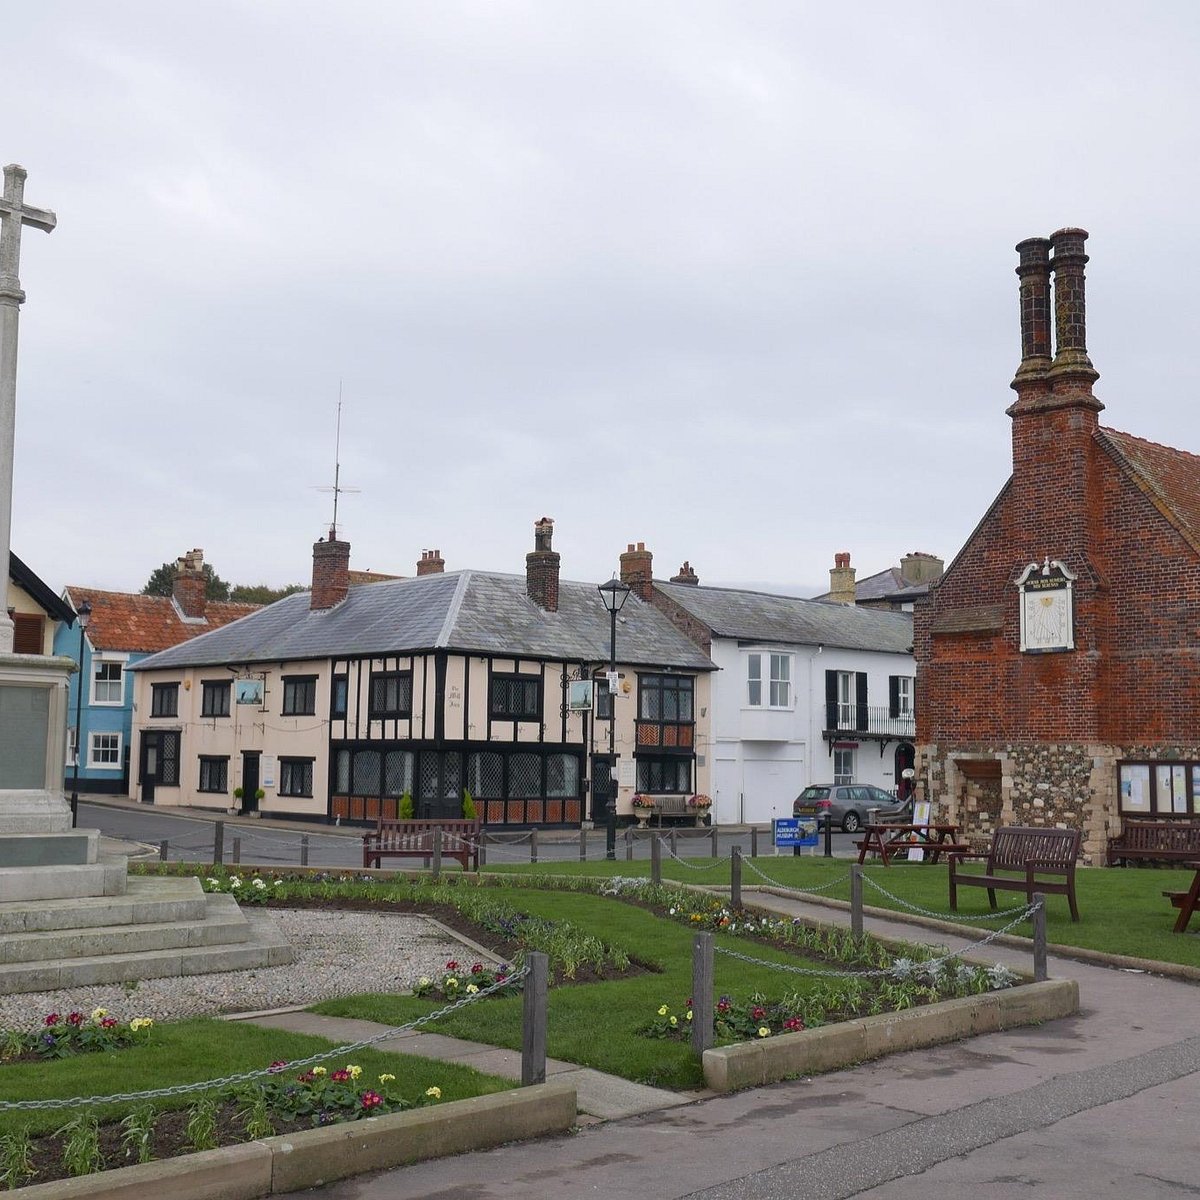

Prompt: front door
xmin=591 ymin=754 xmax=615 ymax=822
xmin=242 ymin=752 xmax=260 ymax=812
xmin=895 ymin=743 xmax=916 ymax=803
xmin=139 ymin=733 xmax=159 ymax=804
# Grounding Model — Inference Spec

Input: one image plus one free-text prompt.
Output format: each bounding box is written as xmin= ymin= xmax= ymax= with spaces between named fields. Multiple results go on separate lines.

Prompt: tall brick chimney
xmin=620 ymin=542 xmax=653 ymax=602
xmin=311 ymin=529 xmax=351 ymax=611
xmin=1010 ymin=236 xmax=1053 ymax=400
xmin=1047 ymin=227 xmax=1101 ymax=400
xmin=172 ymin=548 xmax=207 ymax=619
xmin=828 ymin=552 xmax=856 ymax=605
xmin=670 ymin=561 xmax=699 ymax=586
xmin=525 ymin=517 xmax=560 ymax=611
xmin=416 ymin=549 xmax=445 ymax=576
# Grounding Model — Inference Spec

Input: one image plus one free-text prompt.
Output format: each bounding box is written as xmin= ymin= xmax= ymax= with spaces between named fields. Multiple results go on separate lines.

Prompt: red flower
xmin=101 ymin=1017 xmax=118 ymax=1029
xmin=445 ymin=960 xmax=459 ymax=972
xmin=297 ymin=1071 xmax=316 ymax=1083
xmin=471 ymin=963 xmax=483 ymax=974
xmin=44 ymin=1013 xmax=60 ymax=1026
xmin=268 ymin=1060 xmax=289 ymax=1074
xmin=751 ymin=1006 xmax=765 ymax=1020
xmin=331 ymin=1069 xmax=351 ymax=1083
xmin=66 ymin=1012 xmax=84 ymax=1026
xmin=360 ymin=1090 xmax=383 ymax=1108
xmin=784 ymin=1017 xmax=804 ymax=1031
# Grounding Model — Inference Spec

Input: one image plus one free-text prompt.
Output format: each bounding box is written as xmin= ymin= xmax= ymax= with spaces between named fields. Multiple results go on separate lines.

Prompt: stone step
xmin=0 ymin=858 xmax=127 ymax=904
xmin=0 ymin=875 xmax=210 ymax=934
xmin=0 ymin=894 xmax=252 ymax=963
xmin=0 ymin=908 xmax=294 ymax=993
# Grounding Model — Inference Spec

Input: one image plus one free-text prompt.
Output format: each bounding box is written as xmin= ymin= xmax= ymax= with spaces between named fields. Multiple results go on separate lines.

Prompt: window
xmin=198 ymin=756 xmax=228 ymax=793
xmin=383 ymin=749 xmax=414 ymax=797
xmin=636 ymin=756 xmax=692 ymax=793
xmin=155 ymin=731 xmax=180 ymax=785
xmin=88 ymin=732 xmax=121 ymax=769
xmin=92 ymin=661 xmax=123 ymax=705
xmin=12 ymin=613 xmax=44 ymax=655
xmin=639 ymin=675 xmax=694 ymax=721
xmin=66 ymin=727 xmax=78 ymax=768
xmin=279 ymin=758 xmax=314 ymax=797
xmin=595 ymin=684 xmax=614 ymax=721
xmin=150 ymin=683 xmax=178 ymax=717
xmin=334 ymin=748 xmax=350 ymax=793
xmin=467 ymin=751 xmax=504 ymax=798
xmin=369 ymin=671 xmax=413 ymax=719
xmin=837 ymin=672 xmax=854 ymax=727
xmin=747 ymin=654 xmax=789 ymax=707
xmin=546 ymin=753 xmax=580 ymax=797
xmin=833 ymin=747 xmax=855 ymax=786
xmin=490 ymin=673 xmax=541 ymax=721
xmin=201 ymin=681 xmax=231 ymax=718
xmin=896 ymin=676 xmax=913 ymax=717
xmin=282 ymin=676 xmax=317 ymax=716
xmin=331 ymin=675 xmax=348 ymax=719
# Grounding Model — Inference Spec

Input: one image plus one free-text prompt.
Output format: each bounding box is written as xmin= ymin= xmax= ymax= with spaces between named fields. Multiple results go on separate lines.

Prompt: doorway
xmin=138 ymin=732 xmax=159 ymax=803
xmin=241 ymin=751 xmax=261 ymax=813
xmin=895 ymin=743 xmax=916 ymax=802
xmin=590 ymin=753 xmax=615 ymax=823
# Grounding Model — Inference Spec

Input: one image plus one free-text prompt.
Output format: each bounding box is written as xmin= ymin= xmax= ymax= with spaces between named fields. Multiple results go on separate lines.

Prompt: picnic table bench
xmin=362 ymin=817 xmax=481 ymax=871
xmin=855 ymin=823 xmax=971 ymax=866
xmin=948 ymin=825 xmax=1082 ymax=921
xmin=1107 ymin=819 xmax=1200 ymax=866
xmin=1163 ymin=863 xmax=1200 ymax=933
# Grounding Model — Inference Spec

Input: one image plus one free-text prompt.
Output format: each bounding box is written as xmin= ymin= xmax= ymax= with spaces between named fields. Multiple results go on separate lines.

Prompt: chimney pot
xmin=172 ymin=548 xmax=208 ymax=619
xmin=619 ymin=541 xmax=654 ymax=602
xmin=670 ymin=560 xmax=700 ymax=586
xmin=311 ymin=534 xmax=351 ymax=609
xmin=828 ymin=551 xmax=856 ymax=605
xmin=416 ymin=548 xmax=445 ymax=576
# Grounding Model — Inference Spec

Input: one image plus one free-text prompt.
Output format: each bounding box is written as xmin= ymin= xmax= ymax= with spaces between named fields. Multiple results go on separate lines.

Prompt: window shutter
xmin=12 ymin=613 xmax=43 ymax=655
xmin=824 ymin=670 xmax=837 ymax=729
xmin=855 ymin=672 xmax=869 ymax=731
xmin=888 ymin=676 xmax=899 ymax=719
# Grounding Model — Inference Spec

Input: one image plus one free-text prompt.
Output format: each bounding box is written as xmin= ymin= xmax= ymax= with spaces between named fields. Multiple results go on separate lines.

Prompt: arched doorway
xmin=895 ymin=743 xmax=916 ymax=803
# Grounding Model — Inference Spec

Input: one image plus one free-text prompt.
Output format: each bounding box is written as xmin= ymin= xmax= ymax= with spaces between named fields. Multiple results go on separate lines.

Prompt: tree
xmin=228 ymin=583 xmax=306 ymax=604
xmin=141 ymin=562 xmax=230 ymax=601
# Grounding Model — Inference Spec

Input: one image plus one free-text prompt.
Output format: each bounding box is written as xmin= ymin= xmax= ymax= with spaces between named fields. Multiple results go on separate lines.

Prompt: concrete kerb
xmin=14 ymin=1083 xmax=578 ymax=1200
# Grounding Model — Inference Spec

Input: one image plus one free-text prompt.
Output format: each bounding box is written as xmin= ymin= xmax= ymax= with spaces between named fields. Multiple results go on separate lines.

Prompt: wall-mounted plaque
xmin=1017 ymin=558 xmax=1076 ymax=653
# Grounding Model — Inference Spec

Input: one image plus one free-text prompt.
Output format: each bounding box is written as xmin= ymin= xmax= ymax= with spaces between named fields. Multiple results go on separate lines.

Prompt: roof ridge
xmin=1099 ymin=425 xmax=1200 ymax=463
xmin=436 ymin=570 xmax=472 ymax=648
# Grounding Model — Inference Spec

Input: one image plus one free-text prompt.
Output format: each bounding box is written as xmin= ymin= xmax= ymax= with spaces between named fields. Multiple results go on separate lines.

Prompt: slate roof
xmin=812 ymin=565 xmax=937 ymax=604
xmin=1098 ymin=428 xmax=1200 ymax=557
xmin=654 ymin=581 xmax=913 ymax=653
xmin=63 ymin=588 xmax=262 ymax=655
xmin=131 ymin=571 xmax=715 ymax=671
xmin=10 ymin=553 xmax=75 ymax=624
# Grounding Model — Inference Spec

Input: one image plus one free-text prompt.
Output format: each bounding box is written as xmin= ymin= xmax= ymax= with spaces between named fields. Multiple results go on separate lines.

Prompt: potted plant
xmin=688 ymin=793 xmax=713 ymax=827
xmin=253 ymin=787 xmax=265 ymax=817
xmin=231 ymin=786 xmax=244 ymax=816
xmin=631 ymin=794 xmax=654 ymax=829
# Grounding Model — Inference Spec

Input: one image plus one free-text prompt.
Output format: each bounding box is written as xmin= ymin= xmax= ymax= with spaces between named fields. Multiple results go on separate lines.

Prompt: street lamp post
xmin=597 ymin=575 xmax=631 ymax=860
xmin=70 ymin=600 xmax=92 ymax=828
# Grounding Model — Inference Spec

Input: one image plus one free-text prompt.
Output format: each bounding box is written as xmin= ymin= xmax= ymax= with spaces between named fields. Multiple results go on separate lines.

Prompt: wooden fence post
xmin=1032 ymin=892 xmax=1047 ymax=982
xmin=213 ymin=821 xmax=224 ymax=866
xmin=479 ymin=833 xmax=488 ymax=868
xmin=710 ymin=825 xmax=718 ymax=859
xmin=626 ymin=827 xmax=634 ymax=861
xmin=231 ymin=837 xmax=241 ymax=865
xmin=750 ymin=826 xmax=758 ymax=858
xmin=579 ymin=827 xmax=587 ymax=863
xmin=650 ymin=835 xmax=662 ymax=885
xmin=731 ymin=846 xmax=741 ymax=910
xmin=691 ymin=931 xmax=714 ymax=1056
xmin=530 ymin=827 xmax=538 ymax=865
xmin=670 ymin=828 xmax=678 ymax=859
xmin=300 ymin=835 xmax=309 ymax=867
xmin=432 ymin=828 xmax=442 ymax=880
xmin=850 ymin=864 xmax=863 ymax=938
xmin=158 ymin=839 xmax=168 ymax=862
xmin=521 ymin=951 xmax=548 ymax=1086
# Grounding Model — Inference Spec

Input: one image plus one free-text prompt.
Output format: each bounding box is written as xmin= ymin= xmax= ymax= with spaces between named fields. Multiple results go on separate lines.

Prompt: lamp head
xmin=77 ymin=600 xmax=92 ymax=631
xmin=597 ymin=575 xmax=631 ymax=614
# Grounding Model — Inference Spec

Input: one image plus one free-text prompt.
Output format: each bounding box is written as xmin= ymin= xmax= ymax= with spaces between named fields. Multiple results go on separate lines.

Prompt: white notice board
xmin=908 ymin=799 xmax=932 ymax=862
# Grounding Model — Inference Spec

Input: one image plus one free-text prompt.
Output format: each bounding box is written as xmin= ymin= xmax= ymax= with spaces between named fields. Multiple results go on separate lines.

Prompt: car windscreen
xmin=798 ymin=787 xmax=830 ymax=800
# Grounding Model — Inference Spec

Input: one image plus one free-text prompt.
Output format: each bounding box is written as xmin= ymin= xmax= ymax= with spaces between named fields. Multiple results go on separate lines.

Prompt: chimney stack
xmin=670 ymin=561 xmax=699 ymax=586
xmin=619 ymin=541 xmax=654 ymax=602
xmin=311 ymin=529 xmax=351 ymax=610
xmin=172 ymin=548 xmax=207 ymax=619
xmin=1010 ymin=236 xmax=1053 ymax=398
xmin=899 ymin=551 xmax=944 ymax=587
xmin=416 ymin=549 xmax=445 ymax=576
xmin=525 ymin=517 xmax=560 ymax=611
xmin=828 ymin=551 xmax=856 ymax=605
xmin=1047 ymin=227 xmax=1101 ymax=399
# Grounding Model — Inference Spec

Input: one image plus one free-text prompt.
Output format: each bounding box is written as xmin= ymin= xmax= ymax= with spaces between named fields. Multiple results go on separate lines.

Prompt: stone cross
xmin=0 ymin=164 xmax=56 ymax=654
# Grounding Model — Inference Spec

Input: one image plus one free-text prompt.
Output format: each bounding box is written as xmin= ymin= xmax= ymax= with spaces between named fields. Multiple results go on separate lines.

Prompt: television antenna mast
xmin=313 ymin=387 xmax=360 ymax=540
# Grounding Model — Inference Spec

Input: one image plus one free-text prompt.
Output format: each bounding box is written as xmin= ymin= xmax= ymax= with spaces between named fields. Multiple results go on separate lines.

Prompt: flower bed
xmin=413 ymin=960 xmax=519 ymax=1002
xmin=1 ymin=1008 xmax=153 ymax=1064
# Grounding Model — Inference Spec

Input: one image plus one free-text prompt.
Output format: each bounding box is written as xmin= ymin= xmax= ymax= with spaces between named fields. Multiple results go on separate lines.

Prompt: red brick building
xmin=916 ymin=228 xmax=1200 ymax=861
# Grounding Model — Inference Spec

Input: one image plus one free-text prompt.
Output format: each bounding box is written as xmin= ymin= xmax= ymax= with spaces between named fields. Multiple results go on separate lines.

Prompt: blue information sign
xmin=773 ymin=818 xmax=800 ymax=847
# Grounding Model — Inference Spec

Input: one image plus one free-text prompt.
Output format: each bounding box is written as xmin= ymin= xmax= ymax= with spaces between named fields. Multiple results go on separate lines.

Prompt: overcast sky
xmin=7 ymin=2 xmax=1200 ymax=598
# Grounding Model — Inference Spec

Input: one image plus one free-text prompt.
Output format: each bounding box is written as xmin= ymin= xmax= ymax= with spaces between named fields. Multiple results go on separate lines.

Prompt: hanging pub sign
xmin=235 ymin=678 xmax=264 ymax=706
xmin=567 ymin=680 xmax=594 ymax=711
xmin=1016 ymin=557 xmax=1076 ymax=653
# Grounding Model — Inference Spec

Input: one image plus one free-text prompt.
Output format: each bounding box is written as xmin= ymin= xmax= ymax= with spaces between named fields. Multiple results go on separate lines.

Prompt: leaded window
xmin=370 ymin=672 xmax=413 ymax=719
xmin=353 ymin=749 xmax=381 ymax=796
xmin=638 ymin=675 xmax=693 ymax=721
xmin=490 ymin=673 xmax=541 ymax=721
xmin=282 ymin=676 xmax=317 ymax=716
xmin=198 ymin=756 xmax=228 ymax=792
xmin=508 ymin=752 xmax=541 ymax=798
xmin=383 ymin=750 xmax=414 ymax=797
xmin=201 ymin=681 xmax=231 ymax=718
xmin=636 ymin=756 xmax=692 ymax=794
xmin=467 ymin=751 xmax=504 ymax=798
xmin=280 ymin=758 xmax=314 ymax=797
xmin=151 ymin=683 xmax=178 ymax=718
xmin=546 ymin=753 xmax=580 ymax=798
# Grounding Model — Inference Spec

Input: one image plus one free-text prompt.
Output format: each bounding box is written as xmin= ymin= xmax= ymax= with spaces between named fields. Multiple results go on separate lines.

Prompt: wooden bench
xmin=362 ymin=818 xmax=481 ymax=871
xmin=1163 ymin=865 xmax=1200 ymax=933
xmin=1107 ymin=819 xmax=1200 ymax=866
xmin=635 ymin=795 xmax=693 ymax=826
xmin=948 ymin=826 xmax=1082 ymax=921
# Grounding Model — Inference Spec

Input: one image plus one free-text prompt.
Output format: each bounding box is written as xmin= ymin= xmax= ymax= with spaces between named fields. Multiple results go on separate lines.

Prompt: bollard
xmin=691 ymin=932 xmax=714 ymax=1056
xmin=479 ymin=833 xmax=488 ymax=868
xmin=432 ymin=828 xmax=442 ymax=880
xmin=850 ymin=863 xmax=863 ymax=938
xmin=579 ymin=827 xmax=587 ymax=863
xmin=531 ymin=827 xmax=538 ymax=866
xmin=731 ymin=846 xmax=742 ymax=910
xmin=300 ymin=835 xmax=310 ymax=868
xmin=521 ymin=952 xmax=548 ymax=1086
xmin=750 ymin=826 xmax=758 ymax=858
xmin=213 ymin=820 xmax=224 ymax=866
xmin=625 ymin=826 xmax=634 ymax=862
xmin=710 ymin=825 xmax=718 ymax=859
xmin=823 ymin=812 xmax=833 ymax=858
xmin=1032 ymin=892 xmax=1047 ymax=982
xmin=650 ymin=835 xmax=662 ymax=885
xmin=231 ymin=837 xmax=241 ymax=866
xmin=158 ymin=839 xmax=168 ymax=862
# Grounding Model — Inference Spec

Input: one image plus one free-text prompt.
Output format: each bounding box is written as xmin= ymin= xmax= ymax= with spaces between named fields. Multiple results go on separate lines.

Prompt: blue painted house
xmin=58 ymin=550 xmax=259 ymax=793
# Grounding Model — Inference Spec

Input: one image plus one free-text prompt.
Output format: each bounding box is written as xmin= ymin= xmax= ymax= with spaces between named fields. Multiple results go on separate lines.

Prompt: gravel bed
xmin=0 ymin=909 xmax=494 ymax=1029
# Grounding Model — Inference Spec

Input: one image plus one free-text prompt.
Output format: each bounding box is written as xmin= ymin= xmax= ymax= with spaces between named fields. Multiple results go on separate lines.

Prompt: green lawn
xmin=486 ymin=854 xmax=1200 ymax=966
xmin=0 ymin=1018 xmax=512 ymax=1136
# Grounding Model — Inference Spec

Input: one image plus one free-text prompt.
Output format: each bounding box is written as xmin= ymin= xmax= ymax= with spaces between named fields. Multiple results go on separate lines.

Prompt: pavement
xmin=268 ymin=890 xmax=1200 ymax=1200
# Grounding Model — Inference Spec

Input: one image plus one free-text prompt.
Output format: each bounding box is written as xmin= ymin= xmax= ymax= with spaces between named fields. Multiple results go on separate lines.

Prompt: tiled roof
xmin=63 ymin=588 xmax=262 ymax=655
xmin=1098 ymin=428 xmax=1200 ymax=557
xmin=130 ymin=572 xmax=715 ymax=672
xmin=812 ymin=565 xmax=936 ymax=604
xmin=654 ymin=581 xmax=913 ymax=653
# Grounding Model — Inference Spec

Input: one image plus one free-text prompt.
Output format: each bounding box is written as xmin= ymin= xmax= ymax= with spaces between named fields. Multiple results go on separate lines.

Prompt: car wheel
xmin=842 ymin=811 xmax=861 ymax=834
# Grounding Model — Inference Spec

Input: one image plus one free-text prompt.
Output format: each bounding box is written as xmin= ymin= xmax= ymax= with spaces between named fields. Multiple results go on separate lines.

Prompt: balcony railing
xmin=823 ymin=703 xmax=915 ymax=740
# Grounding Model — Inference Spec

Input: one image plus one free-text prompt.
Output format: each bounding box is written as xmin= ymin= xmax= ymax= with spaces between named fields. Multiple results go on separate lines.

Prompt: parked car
xmin=792 ymin=784 xmax=911 ymax=834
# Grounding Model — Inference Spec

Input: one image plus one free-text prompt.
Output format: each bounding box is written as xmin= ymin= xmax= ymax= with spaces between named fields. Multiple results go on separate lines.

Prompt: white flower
xmin=206 ymin=878 xmax=219 ymax=887
xmin=252 ymin=878 xmax=266 ymax=890
xmin=229 ymin=877 xmax=241 ymax=888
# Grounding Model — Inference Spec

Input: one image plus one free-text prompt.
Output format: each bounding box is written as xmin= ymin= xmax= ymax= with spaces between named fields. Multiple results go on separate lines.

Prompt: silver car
xmin=792 ymin=784 xmax=910 ymax=834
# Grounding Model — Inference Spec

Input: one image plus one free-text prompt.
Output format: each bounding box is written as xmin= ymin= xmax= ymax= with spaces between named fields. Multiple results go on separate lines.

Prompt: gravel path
xmin=0 ymin=909 xmax=496 ymax=1028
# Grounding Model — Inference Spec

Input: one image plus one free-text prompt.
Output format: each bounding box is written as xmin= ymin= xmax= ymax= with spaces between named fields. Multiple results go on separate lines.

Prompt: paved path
xmin=276 ymin=892 xmax=1200 ymax=1199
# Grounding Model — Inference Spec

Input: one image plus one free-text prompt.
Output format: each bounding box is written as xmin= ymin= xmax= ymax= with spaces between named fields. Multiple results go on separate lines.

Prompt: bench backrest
xmin=989 ymin=826 xmax=1081 ymax=872
xmin=1117 ymin=820 xmax=1200 ymax=853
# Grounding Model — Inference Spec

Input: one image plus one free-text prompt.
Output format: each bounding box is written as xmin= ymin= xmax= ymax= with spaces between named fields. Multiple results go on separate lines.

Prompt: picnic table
xmin=1164 ymin=862 xmax=1200 ymax=933
xmin=856 ymin=823 xmax=971 ymax=866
